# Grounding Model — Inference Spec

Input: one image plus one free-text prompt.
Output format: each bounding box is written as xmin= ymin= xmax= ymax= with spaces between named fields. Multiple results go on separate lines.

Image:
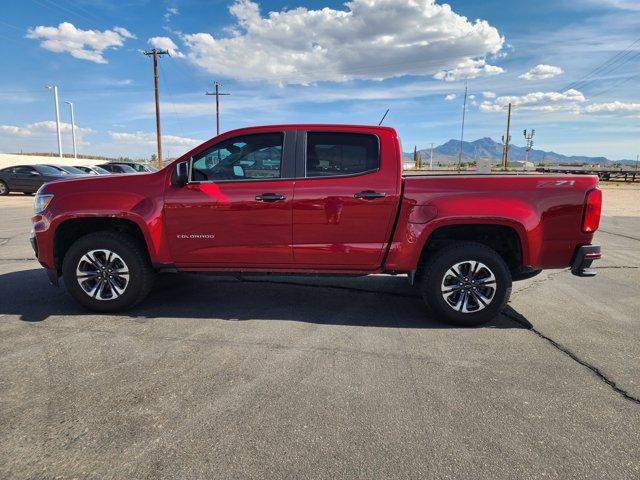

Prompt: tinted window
xmin=116 ymin=165 xmax=137 ymax=173
xmin=15 ymin=166 xmax=36 ymax=174
xmin=57 ymin=165 xmax=85 ymax=174
xmin=35 ymin=165 xmax=63 ymax=175
xmin=191 ymin=132 xmax=283 ymax=181
xmin=306 ymin=132 xmax=379 ymax=177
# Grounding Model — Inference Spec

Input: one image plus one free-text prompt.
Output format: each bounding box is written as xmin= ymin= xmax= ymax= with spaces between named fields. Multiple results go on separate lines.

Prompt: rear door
xmin=292 ymin=128 xmax=401 ymax=269
xmin=0 ymin=167 xmax=18 ymax=189
xmin=163 ymin=129 xmax=296 ymax=267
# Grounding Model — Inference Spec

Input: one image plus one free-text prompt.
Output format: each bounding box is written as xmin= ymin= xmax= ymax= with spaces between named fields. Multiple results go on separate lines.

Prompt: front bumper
xmin=571 ymin=245 xmax=601 ymax=277
xmin=29 ymin=232 xmax=38 ymax=257
xmin=30 ymin=230 xmax=58 ymax=286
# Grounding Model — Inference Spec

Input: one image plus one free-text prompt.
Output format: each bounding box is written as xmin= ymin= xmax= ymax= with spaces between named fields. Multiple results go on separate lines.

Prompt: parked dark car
xmin=97 ymin=163 xmax=138 ymax=174
xmin=74 ymin=165 xmax=111 ymax=175
xmin=109 ymin=161 xmax=157 ymax=173
xmin=0 ymin=164 xmax=69 ymax=195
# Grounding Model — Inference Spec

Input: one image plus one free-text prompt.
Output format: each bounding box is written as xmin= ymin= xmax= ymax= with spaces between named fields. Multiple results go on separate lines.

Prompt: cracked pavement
xmin=1 ymin=188 xmax=639 ymax=479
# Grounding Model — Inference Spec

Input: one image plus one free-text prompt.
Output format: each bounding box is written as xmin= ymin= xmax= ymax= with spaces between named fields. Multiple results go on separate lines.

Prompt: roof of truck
xmin=221 ymin=124 xmax=398 ymax=135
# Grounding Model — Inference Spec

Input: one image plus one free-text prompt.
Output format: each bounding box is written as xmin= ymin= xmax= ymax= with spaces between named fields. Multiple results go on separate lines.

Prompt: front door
xmin=164 ymin=130 xmax=296 ymax=267
xmin=13 ymin=166 xmax=39 ymax=191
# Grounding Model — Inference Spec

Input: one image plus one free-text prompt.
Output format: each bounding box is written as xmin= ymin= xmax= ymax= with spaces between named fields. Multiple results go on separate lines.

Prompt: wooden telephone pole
xmin=205 ymin=81 xmax=230 ymax=136
xmin=143 ymin=48 xmax=169 ymax=169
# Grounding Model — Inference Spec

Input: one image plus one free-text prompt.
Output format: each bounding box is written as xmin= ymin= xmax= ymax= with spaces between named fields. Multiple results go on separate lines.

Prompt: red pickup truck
xmin=30 ymin=124 xmax=602 ymax=326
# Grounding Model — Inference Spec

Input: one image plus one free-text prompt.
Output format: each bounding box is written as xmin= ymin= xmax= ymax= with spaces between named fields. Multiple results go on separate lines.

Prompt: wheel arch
xmin=416 ymin=221 xmax=527 ymax=279
xmin=53 ymin=217 xmax=152 ymax=274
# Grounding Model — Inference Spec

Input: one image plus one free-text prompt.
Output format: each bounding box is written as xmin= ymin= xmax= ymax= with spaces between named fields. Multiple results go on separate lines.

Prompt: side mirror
xmin=172 ymin=161 xmax=189 ymax=187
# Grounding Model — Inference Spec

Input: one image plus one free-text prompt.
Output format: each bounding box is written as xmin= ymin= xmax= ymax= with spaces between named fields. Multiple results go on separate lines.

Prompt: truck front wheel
xmin=420 ymin=242 xmax=512 ymax=327
xmin=62 ymin=231 xmax=155 ymax=312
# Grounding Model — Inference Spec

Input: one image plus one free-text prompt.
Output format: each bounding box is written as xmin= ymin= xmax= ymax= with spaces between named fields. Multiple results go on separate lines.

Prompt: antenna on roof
xmin=378 ymin=108 xmax=390 ymax=126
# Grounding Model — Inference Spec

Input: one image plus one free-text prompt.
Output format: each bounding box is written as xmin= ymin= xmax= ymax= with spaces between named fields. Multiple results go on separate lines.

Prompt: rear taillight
xmin=582 ymin=188 xmax=602 ymax=233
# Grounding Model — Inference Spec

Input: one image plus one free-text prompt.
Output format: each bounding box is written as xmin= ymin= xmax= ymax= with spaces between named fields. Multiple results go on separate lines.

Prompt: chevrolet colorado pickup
xmin=30 ymin=124 xmax=602 ymax=326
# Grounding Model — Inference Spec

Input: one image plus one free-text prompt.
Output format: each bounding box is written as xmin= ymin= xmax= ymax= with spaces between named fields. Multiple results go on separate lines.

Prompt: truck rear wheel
xmin=62 ymin=232 xmax=155 ymax=312
xmin=420 ymin=241 xmax=511 ymax=327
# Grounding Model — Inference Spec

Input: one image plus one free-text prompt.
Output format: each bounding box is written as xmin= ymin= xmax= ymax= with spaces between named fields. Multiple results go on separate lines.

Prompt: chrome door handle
xmin=255 ymin=193 xmax=287 ymax=202
xmin=354 ymin=190 xmax=386 ymax=200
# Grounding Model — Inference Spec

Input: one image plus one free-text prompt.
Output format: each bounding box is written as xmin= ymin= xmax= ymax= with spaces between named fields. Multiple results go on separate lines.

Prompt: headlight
xmin=34 ymin=193 xmax=54 ymax=214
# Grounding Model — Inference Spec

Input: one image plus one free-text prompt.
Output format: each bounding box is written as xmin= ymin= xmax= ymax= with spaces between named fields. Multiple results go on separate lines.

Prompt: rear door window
xmin=305 ymin=132 xmax=379 ymax=178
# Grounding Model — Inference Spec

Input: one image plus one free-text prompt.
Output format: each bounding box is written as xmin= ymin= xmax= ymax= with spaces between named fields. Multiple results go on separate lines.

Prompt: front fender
xmin=33 ymin=186 xmax=172 ymax=269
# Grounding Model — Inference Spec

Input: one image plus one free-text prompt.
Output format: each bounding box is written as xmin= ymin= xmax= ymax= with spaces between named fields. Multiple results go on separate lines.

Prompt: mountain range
xmin=406 ymin=137 xmax=635 ymax=165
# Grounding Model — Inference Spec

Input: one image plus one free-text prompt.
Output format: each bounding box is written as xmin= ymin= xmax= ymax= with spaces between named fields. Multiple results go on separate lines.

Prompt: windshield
xmin=57 ymin=165 xmax=86 ymax=174
xmin=115 ymin=164 xmax=137 ymax=173
xmin=35 ymin=165 xmax=66 ymax=175
xmin=92 ymin=166 xmax=111 ymax=174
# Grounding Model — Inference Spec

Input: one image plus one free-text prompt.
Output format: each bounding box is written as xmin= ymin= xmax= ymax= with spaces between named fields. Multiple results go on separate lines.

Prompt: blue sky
xmin=0 ymin=0 xmax=638 ymax=160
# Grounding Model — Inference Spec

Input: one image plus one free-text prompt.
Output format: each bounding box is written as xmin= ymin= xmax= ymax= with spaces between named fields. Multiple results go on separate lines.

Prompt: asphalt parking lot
xmin=1 ymin=187 xmax=639 ymax=479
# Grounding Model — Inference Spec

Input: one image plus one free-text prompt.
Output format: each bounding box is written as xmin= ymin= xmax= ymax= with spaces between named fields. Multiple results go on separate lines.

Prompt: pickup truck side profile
xmin=30 ymin=124 xmax=602 ymax=326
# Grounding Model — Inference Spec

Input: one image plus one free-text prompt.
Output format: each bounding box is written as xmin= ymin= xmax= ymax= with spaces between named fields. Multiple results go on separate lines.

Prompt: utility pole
xmin=523 ymin=129 xmax=535 ymax=165
xmin=457 ymin=80 xmax=468 ymax=172
xmin=501 ymin=103 xmax=512 ymax=171
xmin=206 ymin=81 xmax=231 ymax=136
xmin=430 ymin=142 xmax=434 ymax=170
xmin=65 ymin=101 xmax=77 ymax=159
xmin=144 ymin=48 xmax=169 ymax=169
xmin=45 ymin=85 xmax=62 ymax=158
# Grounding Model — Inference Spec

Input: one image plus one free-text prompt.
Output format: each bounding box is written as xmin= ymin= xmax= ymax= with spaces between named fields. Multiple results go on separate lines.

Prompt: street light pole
xmin=46 ymin=85 xmax=62 ymax=158
xmin=65 ymin=101 xmax=77 ymax=159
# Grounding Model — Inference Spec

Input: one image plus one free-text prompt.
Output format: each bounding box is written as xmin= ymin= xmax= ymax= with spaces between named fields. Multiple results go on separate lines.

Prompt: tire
xmin=419 ymin=241 xmax=512 ymax=327
xmin=23 ymin=192 xmax=34 ymax=196
xmin=62 ymin=231 xmax=155 ymax=312
xmin=0 ymin=181 xmax=8 ymax=196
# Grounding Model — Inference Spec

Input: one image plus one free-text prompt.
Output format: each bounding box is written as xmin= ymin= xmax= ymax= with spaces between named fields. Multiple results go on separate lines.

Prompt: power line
xmin=30 ymin=0 xmax=98 ymax=26
xmin=561 ymin=36 xmax=640 ymax=92
xmin=587 ymin=72 xmax=640 ymax=99
xmin=157 ymin=61 xmax=189 ymax=140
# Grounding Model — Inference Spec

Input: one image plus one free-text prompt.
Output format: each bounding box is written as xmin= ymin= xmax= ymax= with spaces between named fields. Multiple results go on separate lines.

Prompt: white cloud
xmin=149 ymin=36 xmax=184 ymax=58
xmin=26 ymin=22 xmax=136 ymax=64
xmin=164 ymin=7 xmax=179 ymax=20
xmin=445 ymin=94 xmax=457 ymax=101
xmin=0 ymin=121 xmax=91 ymax=138
xmin=479 ymin=89 xmax=585 ymax=113
xmin=181 ymin=0 xmax=504 ymax=84
xmin=584 ymin=0 xmax=640 ymax=10
xmin=433 ymin=58 xmax=504 ymax=82
xmin=585 ymin=101 xmax=640 ymax=115
xmin=109 ymin=131 xmax=201 ymax=148
xmin=519 ymin=64 xmax=564 ymax=81
xmin=482 ymin=91 xmax=496 ymax=98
